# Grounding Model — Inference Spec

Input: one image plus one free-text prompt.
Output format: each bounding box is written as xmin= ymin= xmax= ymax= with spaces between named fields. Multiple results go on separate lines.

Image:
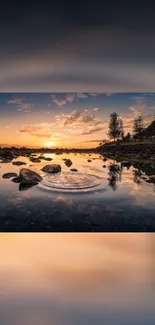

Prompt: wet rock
xmin=70 ymin=168 xmax=78 ymax=172
xmin=30 ymin=157 xmax=41 ymax=163
xmin=19 ymin=182 xmax=37 ymax=191
xmin=19 ymin=168 xmax=42 ymax=184
xmin=64 ymin=159 xmax=72 ymax=167
xmin=1 ymin=158 xmax=13 ymax=163
xmin=12 ymin=176 xmax=21 ymax=183
xmin=87 ymin=159 xmax=92 ymax=162
xmin=149 ymin=175 xmax=155 ymax=183
xmin=38 ymin=155 xmax=45 ymax=159
xmin=11 ymin=169 xmax=42 ymax=189
xmin=41 ymin=164 xmax=61 ymax=173
xmin=43 ymin=157 xmax=53 ymax=161
xmin=12 ymin=161 xmax=26 ymax=166
xmin=146 ymin=179 xmax=153 ymax=183
xmin=2 ymin=172 xmax=18 ymax=179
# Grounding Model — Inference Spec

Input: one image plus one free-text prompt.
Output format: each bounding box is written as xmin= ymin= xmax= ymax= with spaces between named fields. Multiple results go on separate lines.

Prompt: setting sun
xmin=44 ymin=141 xmax=56 ymax=148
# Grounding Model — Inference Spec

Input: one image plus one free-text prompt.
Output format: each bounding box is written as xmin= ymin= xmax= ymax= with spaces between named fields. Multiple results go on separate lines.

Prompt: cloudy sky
xmin=0 ymin=92 xmax=155 ymax=148
xmin=1 ymin=2 xmax=155 ymax=92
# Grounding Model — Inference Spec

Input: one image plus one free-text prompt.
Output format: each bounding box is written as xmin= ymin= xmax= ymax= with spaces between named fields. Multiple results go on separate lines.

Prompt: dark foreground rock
xmin=12 ymin=168 xmax=42 ymax=190
xmin=64 ymin=159 xmax=72 ymax=167
xmin=41 ymin=164 xmax=61 ymax=173
xmin=2 ymin=173 xmax=18 ymax=179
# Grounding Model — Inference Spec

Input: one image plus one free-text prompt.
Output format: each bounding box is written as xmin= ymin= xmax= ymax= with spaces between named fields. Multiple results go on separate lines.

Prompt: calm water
xmin=1 ymin=233 xmax=155 ymax=324
xmin=0 ymin=153 xmax=155 ymax=231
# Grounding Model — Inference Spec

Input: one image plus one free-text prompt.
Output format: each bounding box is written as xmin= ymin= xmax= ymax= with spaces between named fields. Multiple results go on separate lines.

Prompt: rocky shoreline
xmin=97 ymin=143 xmax=155 ymax=163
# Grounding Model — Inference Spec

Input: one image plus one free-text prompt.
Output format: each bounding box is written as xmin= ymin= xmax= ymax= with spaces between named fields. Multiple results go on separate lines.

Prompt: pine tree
xmin=133 ymin=116 xmax=144 ymax=135
xmin=108 ymin=112 xmax=123 ymax=142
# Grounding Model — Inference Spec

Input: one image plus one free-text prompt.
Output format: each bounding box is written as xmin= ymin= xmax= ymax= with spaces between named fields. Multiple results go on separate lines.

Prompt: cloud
xmin=79 ymin=126 xmax=104 ymax=135
xmin=18 ymin=123 xmax=62 ymax=139
xmin=105 ymin=93 xmax=115 ymax=96
xmin=55 ymin=109 xmax=102 ymax=128
xmin=51 ymin=93 xmax=88 ymax=107
xmin=7 ymin=98 xmax=32 ymax=112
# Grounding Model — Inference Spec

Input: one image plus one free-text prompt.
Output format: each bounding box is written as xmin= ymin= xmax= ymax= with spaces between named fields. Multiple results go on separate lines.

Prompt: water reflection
xmin=1 ymin=153 xmax=155 ymax=230
xmin=0 ymin=233 xmax=155 ymax=324
xmin=108 ymin=163 xmax=122 ymax=190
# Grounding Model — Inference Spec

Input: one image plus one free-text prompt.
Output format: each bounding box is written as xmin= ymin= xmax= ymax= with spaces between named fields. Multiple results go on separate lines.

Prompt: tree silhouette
xmin=133 ymin=116 xmax=144 ymax=138
xmin=108 ymin=112 xmax=123 ymax=142
xmin=108 ymin=163 xmax=122 ymax=191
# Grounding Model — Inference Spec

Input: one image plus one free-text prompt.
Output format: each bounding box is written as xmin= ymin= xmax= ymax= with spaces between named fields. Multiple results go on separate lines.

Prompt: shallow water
xmin=0 ymin=153 xmax=155 ymax=231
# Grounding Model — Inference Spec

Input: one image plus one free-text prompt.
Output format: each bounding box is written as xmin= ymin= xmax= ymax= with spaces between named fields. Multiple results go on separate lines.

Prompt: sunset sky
xmin=0 ymin=92 xmax=155 ymax=148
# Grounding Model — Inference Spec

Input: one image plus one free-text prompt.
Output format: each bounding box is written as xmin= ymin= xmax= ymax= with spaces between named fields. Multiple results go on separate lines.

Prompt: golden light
xmin=44 ymin=141 xmax=55 ymax=148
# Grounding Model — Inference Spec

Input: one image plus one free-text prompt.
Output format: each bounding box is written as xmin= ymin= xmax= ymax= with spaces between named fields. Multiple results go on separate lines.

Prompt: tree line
xmin=107 ymin=112 xmax=145 ymax=143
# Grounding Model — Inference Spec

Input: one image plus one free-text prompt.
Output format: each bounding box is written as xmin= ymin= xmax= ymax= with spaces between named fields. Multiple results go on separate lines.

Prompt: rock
xmin=62 ymin=158 xmax=67 ymax=161
xmin=12 ymin=161 xmax=26 ymax=166
xmin=38 ymin=155 xmax=45 ymax=159
xmin=87 ymin=159 xmax=92 ymax=162
xmin=43 ymin=157 xmax=53 ymax=161
xmin=103 ymin=165 xmax=106 ymax=168
xmin=103 ymin=157 xmax=107 ymax=162
xmin=41 ymin=164 xmax=61 ymax=173
xmin=121 ymin=161 xmax=131 ymax=168
xmin=64 ymin=159 xmax=72 ymax=167
xmin=2 ymin=173 xmax=18 ymax=179
xmin=146 ymin=179 xmax=153 ymax=183
xmin=12 ymin=169 xmax=42 ymax=187
xmin=12 ymin=176 xmax=21 ymax=183
xmin=1 ymin=158 xmax=13 ymax=163
xmin=149 ymin=175 xmax=155 ymax=183
xmin=30 ymin=157 xmax=41 ymax=163
xmin=70 ymin=168 xmax=78 ymax=172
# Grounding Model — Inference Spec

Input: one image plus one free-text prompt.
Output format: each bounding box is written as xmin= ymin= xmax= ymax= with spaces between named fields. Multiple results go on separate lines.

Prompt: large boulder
xmin=12 ymin=168 xmax=42 ymax=185
xmin=64 ymin=159 xmax=72 ymax=167
xmin=41 ymin=164 xmax=61 ymax=173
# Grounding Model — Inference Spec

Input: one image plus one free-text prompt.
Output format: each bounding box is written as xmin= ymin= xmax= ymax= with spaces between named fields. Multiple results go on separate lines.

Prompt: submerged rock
xmin=41 ymin=164 xmax=61 ymax=173
xmin=2 ymin=172 xmax=18 ymax=179
xmin=12 ymin=161 xmax=26 ymax=166
xmin=70 ymin=168 xmax=78 ymax=172
xmin=64 ymin=159 xmax=72 ymax=167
